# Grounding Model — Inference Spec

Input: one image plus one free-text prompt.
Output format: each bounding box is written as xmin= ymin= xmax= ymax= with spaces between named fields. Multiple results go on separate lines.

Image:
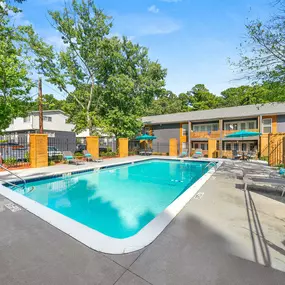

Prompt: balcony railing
xmin=190 ymin=130 xmax=220 ymax=139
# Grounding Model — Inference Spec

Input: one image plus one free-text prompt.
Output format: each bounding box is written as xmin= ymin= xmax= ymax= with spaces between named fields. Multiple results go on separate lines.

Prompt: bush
xmin=260 ymin=156 xmax=269 ymax=162
xmin=48 ymin=160 xmax=56 ymax=166
xmin=100 ymin=151 xmax=117 ymax=157
xmin=4 ymin=157 xmax=17 ymax=167
xmin=24 ymin=151 xmax=30 ymax=162
xmin=74 ymin=152 xmax=83 ymax=157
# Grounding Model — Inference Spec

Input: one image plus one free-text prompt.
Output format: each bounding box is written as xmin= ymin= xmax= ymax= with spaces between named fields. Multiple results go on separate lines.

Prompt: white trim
xmin=0 ymin=157 xmax=222 ymax=254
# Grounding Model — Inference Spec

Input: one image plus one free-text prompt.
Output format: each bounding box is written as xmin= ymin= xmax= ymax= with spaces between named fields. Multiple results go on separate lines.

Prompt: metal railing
xmin=203 ymin=161 xmax=217 ymax=174
xmin=0 ymin=164 xmax=26 ymax=187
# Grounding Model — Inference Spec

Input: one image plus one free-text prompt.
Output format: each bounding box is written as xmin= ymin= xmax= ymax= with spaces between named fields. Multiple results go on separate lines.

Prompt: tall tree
xmin=27 ymin=0 xmax=166 ymax=137
xmin=0 ymin=0 xmax=33 ymax=132
xmin=29 ymin=94 xmax=65 ymax=111
xmin=234 ymin=0 xmax=285 ymax=86
xmin=186 ymin=84 xmax=222 ymax=110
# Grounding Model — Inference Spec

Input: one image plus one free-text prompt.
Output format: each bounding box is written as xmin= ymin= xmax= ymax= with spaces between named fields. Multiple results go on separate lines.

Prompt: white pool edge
xmin=0 ymin=158 xmax=222 ymax=254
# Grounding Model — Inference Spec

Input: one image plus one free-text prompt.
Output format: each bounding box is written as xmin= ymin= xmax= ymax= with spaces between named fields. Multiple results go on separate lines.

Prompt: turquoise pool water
xmin=10 ymin=159 xmax=212 ymax=239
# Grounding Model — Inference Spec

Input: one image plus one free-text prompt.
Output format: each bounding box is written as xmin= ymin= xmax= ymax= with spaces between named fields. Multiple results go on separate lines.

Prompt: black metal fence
xmin=48 ymin=137 xmax=76 ymax=162
xmin=99 ymin=137 xmax=116 ymax=153
xmin=0 ymin=134 xmax=30 ymax=168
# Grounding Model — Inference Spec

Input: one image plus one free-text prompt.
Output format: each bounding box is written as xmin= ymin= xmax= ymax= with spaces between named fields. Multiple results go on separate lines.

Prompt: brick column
xmin=29 ymin=134 xmax=48 ymax=168
xmin=119 ymin=138 xmax=128 ymax=158
xmin=169 ymin=138 xmax=178 ymax=157
xmin=86 ymin=136 xmax=99 ymax=159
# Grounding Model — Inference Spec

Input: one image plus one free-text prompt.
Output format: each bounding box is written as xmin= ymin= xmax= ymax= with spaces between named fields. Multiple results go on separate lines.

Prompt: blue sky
xmin=15 ymin=0 xmax=276 ymax=97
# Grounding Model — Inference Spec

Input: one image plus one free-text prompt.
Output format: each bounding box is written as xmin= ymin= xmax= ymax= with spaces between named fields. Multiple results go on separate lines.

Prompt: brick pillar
xmin=119 ymin=138 xmax=128 ymax=158
xmin=208 ymin=139 xmax=217 ymax=158
xmin=29 ymin=134 xmax=48 ymax=168
xmin=169 ymin=138 xmax=178 ymax=157
xmin=86 ymin=136 xmax=99 ymax=159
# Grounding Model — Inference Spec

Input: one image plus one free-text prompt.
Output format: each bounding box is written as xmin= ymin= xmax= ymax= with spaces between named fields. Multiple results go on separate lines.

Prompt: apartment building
xmin=142 ymin=102 xmax=285 ymax=157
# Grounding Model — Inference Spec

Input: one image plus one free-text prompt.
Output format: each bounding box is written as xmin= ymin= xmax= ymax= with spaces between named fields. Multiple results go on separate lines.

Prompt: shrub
xmin=48 ymin=160 xmax=56 ymax=166
xmin=260 ymin=156 xmax=269 ymax=162
xmin=4 ymin=157 xmax=17 ymax=167
xmin=74 ymin=152 xmax=83 ymax=157
xmin=24 ymin=151 xmax=30 ymax=162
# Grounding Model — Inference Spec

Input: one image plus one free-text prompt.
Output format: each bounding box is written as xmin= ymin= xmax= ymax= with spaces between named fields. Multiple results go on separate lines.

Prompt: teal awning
xmin=226 ymin=130 xmax=261 ymax=138
xmin=135 ymin=134 xmax=157 ymax=140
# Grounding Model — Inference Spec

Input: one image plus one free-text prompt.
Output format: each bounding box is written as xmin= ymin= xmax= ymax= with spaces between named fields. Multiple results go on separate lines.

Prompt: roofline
xmin=29 ymin=110 xmax=66 ymax=115
xmin=142 ymin=102 xmax=285 ymax=125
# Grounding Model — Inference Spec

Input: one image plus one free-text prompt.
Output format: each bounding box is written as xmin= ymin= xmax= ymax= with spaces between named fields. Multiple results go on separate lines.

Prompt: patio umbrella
xmin=135 ymin=134 xmax=157 ymax=140
xmin=226 ymin=130 xmax=261 ymax=159
xmin=135 ymin=134 xmax=157 ymax=154
xmin=225 ymin=130 xmax=261 ymax=138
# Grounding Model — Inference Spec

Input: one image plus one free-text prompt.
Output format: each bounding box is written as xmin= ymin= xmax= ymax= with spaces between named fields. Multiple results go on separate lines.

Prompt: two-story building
xmin=142 ymin=102 xmax=285 ymax=158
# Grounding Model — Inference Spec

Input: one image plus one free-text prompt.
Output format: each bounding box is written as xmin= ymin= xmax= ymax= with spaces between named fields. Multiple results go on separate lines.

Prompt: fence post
xmin=169 ymin=138 xmax=178 ymax=156
xmin=119 ymin=138 xmax=128 ymax=158
xmin=86 ymin=136 xmax=99 ymax=159
xmin=29 ymin=134 xmax=48 ymax=168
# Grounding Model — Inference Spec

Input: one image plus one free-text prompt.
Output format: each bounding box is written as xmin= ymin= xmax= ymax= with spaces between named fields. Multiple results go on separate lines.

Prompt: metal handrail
xmin=0 ymin=164 xmax=26 ymax=187
xmin=203 ymin=161 xmax=217 ymax=173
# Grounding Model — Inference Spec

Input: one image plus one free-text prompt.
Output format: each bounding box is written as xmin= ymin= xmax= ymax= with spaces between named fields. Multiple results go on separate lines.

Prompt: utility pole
xmin=38 ymin=77 xmax=43 ymax=134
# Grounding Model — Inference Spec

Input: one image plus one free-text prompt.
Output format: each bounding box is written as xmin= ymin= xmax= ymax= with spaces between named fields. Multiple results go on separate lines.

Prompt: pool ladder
xmin=0 ymin=164 xmax=26 ymax=189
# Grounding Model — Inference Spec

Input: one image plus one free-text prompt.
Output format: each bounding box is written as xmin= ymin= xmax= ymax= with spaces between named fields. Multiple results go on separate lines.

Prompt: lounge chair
xmin=244 ymin=175 xmax=285 ymax=197
xmin=82 ymin=150 xmax=103 ymax=162
xmin=192 ymin=149 xmax=203 ymax=159
xmin=145 ymin=148 xmax=153 ymax=156
xmin=232 ymin=150 xmax=242 ymax=160
xmin=245 ymin=151 xmax=256 ymax=161
xmin=63 ymin=151 xmax=84 ymax=165
xmin=178 ymin=150 xmax=188 ymax=158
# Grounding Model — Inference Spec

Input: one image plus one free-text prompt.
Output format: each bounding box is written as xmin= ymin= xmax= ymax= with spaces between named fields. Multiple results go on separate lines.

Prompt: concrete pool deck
xmin=0 ymin=157 xmax=285 ymax=284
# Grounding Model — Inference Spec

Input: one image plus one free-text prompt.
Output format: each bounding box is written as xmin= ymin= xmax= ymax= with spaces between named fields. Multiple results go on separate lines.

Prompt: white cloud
xmin=8 ymin=10 xmax=31 ymax=26
xmin=148 ymin=5 xmax=160 ymax=14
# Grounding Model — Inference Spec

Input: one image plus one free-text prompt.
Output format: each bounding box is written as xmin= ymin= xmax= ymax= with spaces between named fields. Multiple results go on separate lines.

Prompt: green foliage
xmin=26 ymin=0 xmax=166 ymax=138
xmin=0 ymin=0 xmax=33 ymax=132
xmin=100 ymin=150 xmax=117 ymax=157
xmin=233 ymin=0 xmax=285 ymax=89
xmin=29 ymin=94 xmax=65 ymax=111
xmin=4 ymin=157 xmax=17 ymax=167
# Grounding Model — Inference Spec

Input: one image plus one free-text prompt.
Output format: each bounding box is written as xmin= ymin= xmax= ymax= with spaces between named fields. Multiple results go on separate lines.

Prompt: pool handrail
xmin=0 ymin=163 xmax=26 ymax=187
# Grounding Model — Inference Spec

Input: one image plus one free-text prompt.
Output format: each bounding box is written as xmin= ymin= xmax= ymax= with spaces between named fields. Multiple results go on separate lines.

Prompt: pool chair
xmin=232 ymin=150 xmax=242 ymax=160
xmin=82 ymin=150 xmax=103 ymax=162
xmin=63 ymin=151 xmax=84 ymax=165
xmin=178 ymin=150 xmax=188 ymax=158
xmin=243 ymin=175 xmax=285 ymax=197
xmin=192 ymin=149 xmax=203 ymax=159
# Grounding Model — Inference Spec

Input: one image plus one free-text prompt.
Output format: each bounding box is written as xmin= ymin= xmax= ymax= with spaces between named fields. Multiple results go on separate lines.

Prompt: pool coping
xmin=0 ymin=157 xmax=222 ymax=254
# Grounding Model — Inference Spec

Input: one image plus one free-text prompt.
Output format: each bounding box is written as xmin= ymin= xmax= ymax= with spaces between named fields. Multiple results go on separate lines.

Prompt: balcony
xmin=190 ymin=130 xmax=220 ymax=139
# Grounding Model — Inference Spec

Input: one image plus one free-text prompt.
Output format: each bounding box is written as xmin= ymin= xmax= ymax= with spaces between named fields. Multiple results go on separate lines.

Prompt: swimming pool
xmin=0 ymin=158 xmax=219 ymax=253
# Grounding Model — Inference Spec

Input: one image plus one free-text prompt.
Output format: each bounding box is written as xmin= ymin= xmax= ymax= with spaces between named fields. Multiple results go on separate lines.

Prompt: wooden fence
xmin=268 ymin=133 xmax=285 ymax=166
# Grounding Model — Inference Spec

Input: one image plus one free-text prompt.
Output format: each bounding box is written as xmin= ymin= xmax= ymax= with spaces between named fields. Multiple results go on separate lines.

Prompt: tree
xmin=234 ymin=0 xmax=285 ymax=86
xmin=0 ymin=0 xmax=33 ymax=132
xmin=27 ymin=0 xmax=166 ymax=138
xmin=29 ymin=94 xmax=65 ymax=111
xmin=146 ymin=90 xmax=190 ymax=115
xmin=186 ymin=84 xmax=222 ymax=110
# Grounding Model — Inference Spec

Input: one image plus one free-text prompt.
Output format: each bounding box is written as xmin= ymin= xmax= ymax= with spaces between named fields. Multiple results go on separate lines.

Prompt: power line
xmin=42 ymin=82 xmax=68 ymax=99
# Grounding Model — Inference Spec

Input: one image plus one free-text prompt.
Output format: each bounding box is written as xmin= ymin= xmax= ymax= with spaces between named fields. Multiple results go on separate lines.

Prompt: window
xmin=249 ymin=143 xmax=255 ymax=151
xmin=213 ymin=124 xmax=219 ymax=131
xmin=182 ymin=124 xmax=188 ymax=136
xmin=262 ymin=118 xmax=272 ymax=134
xmin=182 ymin=142 xmax=187 ymax=151
xmin=225 ymin=143 xmax=231 ymax=151
xmin=241 ymin=123 xmax=246 ymax=130
xmin=242 ymin=143 xmax=247 ymax=151
xmin=193 ymin=126 xmax=199 ymax=132
xmin=194 ymin=143 xmax=199 ymax=149
xmin=23 ymin=116 xmax=30 ymax=123
xmin=233 ymin=143 xmax=239 ymax=151
xmin=200 ymin=125 xmax=206 ymax=132
xmin=43 ymin=116 xmax=52 ymax=122
xmin=248 ymin=122 xmax=255 ymax=130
